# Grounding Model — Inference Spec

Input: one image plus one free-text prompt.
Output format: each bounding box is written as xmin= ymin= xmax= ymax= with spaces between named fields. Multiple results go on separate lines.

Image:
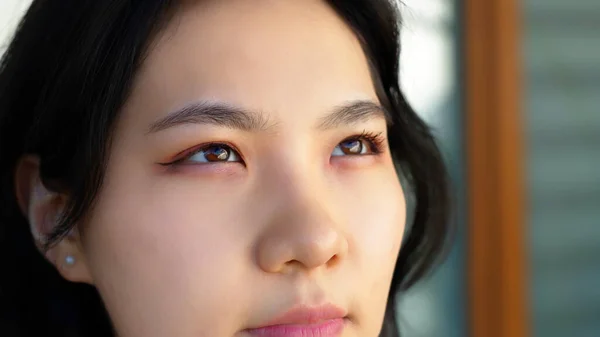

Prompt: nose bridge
xmin=254 ymin=167 xmax=349 ymax=274
xmin=259 ymin=148 xmax=328 ymax=214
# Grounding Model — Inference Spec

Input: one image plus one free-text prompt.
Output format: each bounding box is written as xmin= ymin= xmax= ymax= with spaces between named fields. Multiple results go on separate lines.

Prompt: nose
xmin=255 ymin=199 xmax=349 ymax=274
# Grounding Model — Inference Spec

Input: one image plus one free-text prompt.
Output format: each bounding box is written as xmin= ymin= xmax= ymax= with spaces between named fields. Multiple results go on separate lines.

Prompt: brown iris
xmin=203 ymin=146 xmax=231 ymax=162
xmin=339 ymin=139 xmax=363 ymax=155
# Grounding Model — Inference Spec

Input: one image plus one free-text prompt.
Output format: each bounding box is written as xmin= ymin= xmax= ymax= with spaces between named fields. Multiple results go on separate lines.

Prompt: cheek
xmin=358 ymin=186 xmax=404 ymax=290
xmin=80 ymin=170 xmax=251 ymax=336
xmin=338 ymin=167 xmax=405 ymax=330
xmin=343 ymin=168 xmax=406 ymax=267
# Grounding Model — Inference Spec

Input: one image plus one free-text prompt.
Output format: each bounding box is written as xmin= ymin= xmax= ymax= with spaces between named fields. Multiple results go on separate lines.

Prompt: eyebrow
xmin=147 ymin=101 xmax=270 ymax=134
xmin=147 ymin=99 xmax=389 ymax=134
xmin=316 ymin=100 xmax=389 ymax=130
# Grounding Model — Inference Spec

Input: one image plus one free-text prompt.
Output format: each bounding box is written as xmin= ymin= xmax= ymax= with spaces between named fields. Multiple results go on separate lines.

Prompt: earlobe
xmin=52 ymin=229 xmax=95 ymax=284
xmin=14 ymin=155 xmax=94 ymax=285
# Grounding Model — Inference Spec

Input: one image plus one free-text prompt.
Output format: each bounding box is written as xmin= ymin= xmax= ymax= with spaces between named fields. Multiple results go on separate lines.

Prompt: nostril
xmin=327 ymin=254 xmax=341 ymax=268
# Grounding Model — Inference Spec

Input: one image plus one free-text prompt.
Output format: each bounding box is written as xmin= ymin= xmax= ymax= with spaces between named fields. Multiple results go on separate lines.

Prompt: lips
xmin=245 ymin=304 xmax=348 ymax=337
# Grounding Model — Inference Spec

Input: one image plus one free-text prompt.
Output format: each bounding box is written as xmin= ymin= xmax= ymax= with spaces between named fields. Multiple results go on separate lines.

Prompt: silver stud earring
xmin=65 ymin=255 xmax=75 ymax=266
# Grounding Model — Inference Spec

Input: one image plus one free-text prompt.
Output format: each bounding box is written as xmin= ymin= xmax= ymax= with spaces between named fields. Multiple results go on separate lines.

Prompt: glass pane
xmin=0 ymin=0 xmax=31 ymax=55
xmin=397 ymin=1 xmax=466 ymax=336
xmin=524 ymin=1 xmax=600 ymax=336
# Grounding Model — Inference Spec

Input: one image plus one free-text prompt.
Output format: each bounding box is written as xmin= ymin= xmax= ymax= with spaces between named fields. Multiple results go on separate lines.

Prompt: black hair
xmin=0 ymin=1 xmax=451 ymax=336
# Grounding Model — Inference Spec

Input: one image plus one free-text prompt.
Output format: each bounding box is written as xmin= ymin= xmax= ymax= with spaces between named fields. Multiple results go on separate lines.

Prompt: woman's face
xmin=78 ymin=1 xmax=405 ymax=336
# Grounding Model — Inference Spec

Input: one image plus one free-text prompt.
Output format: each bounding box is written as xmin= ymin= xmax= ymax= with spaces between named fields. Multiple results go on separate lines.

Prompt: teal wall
xmin=524 ymin=0 xmax=600 ymax=336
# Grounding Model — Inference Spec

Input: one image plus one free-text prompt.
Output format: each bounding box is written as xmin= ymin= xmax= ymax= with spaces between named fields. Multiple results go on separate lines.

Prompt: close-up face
xmin=66 ymin=1 xmax=406 ymax=336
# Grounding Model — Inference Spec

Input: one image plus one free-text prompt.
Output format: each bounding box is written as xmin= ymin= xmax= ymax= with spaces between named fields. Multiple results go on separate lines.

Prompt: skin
xmin=17 ymin=0 xmax=406 ymax=336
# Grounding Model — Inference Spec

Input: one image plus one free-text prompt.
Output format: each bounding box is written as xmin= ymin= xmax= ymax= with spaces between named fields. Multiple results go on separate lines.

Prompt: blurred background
xmin=1 ymin=0 xmax=598 ymax=336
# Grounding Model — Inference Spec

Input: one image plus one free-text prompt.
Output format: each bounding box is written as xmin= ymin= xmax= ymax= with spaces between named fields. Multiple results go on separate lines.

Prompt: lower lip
xmin=245 ymin=318 xmax=346 ymax=337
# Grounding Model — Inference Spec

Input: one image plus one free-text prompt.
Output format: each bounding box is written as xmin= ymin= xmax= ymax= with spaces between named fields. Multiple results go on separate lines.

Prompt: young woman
xmin=0 ymin=1 xmax=451 ymax=336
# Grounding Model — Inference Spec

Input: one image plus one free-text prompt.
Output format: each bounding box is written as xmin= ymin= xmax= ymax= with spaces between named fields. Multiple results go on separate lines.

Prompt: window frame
xmin=464 ymin=0 xmax=528 ymax=336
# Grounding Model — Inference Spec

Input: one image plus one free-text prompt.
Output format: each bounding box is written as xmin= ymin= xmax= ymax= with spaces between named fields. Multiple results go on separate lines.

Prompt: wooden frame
xmin=464 ymin=0 xmax=528 ymax=336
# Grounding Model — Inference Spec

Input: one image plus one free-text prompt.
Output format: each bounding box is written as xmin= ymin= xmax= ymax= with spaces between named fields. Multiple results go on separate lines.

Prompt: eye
xmin=331 ymin=132 xmax=384 ymax=157
xmin=184 ymin=144 xmax=241 ymax=164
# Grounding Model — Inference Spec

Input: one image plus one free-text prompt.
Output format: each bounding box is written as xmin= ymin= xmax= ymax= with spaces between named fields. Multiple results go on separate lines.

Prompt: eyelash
xmin=160 ymin=130 xmax=386 ymax=166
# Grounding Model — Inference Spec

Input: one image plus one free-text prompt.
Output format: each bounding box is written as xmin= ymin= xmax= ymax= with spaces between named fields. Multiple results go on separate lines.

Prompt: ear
xmin=14 ymin=155 xmax=94 ymax=284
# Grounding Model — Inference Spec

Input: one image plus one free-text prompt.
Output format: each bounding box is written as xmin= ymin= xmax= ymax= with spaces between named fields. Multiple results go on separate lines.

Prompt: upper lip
xmin=256 ymin=304 xmax=347 ymax=327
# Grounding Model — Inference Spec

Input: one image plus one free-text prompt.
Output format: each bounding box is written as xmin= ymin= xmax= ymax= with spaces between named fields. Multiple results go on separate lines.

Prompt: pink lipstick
xmin=245 ymin=304 xmax=347 ymax=337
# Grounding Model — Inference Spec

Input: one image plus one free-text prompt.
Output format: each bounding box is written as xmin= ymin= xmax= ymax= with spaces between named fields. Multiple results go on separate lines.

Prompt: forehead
xmin=123 ymin=0 xmax=378 ymax=127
